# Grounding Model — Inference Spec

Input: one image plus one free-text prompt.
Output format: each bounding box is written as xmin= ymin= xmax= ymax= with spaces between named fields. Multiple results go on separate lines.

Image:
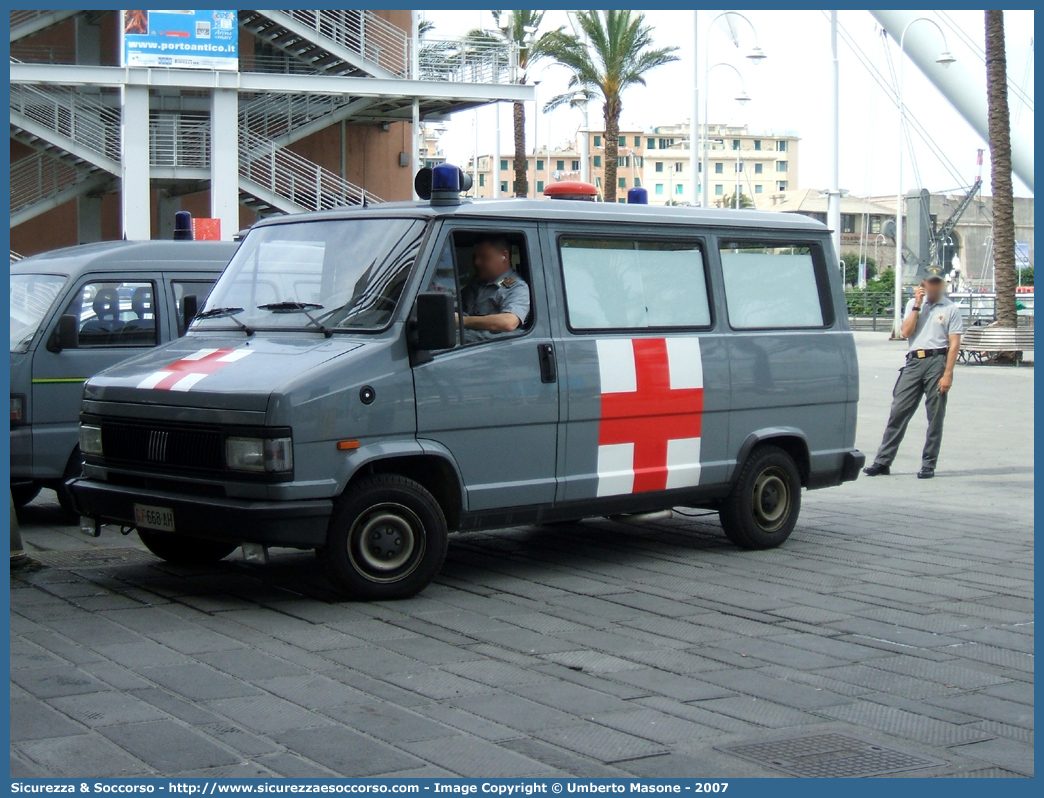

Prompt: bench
xmin=959 ymin=326 xmax=1035 ymax=365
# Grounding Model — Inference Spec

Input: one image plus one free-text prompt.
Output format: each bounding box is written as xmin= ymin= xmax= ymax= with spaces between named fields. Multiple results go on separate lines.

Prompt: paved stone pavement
xmin=10 ymin=333 xmax=1033 ymax=778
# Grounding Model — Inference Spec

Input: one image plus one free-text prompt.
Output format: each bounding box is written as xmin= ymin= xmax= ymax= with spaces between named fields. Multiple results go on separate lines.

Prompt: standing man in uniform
xmin=864 ymin=264 xmax=963 ymax=479
xmin=459 ymin=235 xmax=530 ymax=342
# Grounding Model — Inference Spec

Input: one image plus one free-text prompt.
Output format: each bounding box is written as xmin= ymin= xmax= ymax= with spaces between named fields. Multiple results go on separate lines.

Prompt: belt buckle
xmin=916 ymin=350 xmax=926 ymax=359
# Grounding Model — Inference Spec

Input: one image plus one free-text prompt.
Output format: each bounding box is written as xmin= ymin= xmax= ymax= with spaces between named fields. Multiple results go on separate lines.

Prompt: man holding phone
xmin=864 ymin=264 xmax=964 ymax=479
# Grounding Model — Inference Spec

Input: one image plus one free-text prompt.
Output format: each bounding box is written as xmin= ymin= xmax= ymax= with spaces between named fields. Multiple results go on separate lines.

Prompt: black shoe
xmin=917 ymin=468 xmax=935 ymax=479
xmin=863 ymin=464 xmax=890 ymax=476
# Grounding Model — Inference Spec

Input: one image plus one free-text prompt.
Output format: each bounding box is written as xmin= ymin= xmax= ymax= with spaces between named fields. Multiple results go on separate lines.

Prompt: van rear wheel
xmin=137 ymin=530 xmax=238 ymax=564
xmin=321 ymin=475 xmax=448 ymax=600
xmin=720 ymin=445 xmax=801 ymax=550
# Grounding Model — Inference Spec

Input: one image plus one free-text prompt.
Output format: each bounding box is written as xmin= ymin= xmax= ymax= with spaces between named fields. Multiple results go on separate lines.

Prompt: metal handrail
xmin=239 ymin=130 xmax=381 ymax=210
xmin=9 ymin=83 xmax=121 ymax=162
xmin=419 ymin=38 xmax=515 ymax=84
xmin=10 ymin=152 xmax=91 ymax=213
xmin=239 ymin=92 xmax=355 ymax=141
xmin=277 ymin=9 xmax=410 ymax=77
xmin=150 ymin=112 xmax=210 ymax=169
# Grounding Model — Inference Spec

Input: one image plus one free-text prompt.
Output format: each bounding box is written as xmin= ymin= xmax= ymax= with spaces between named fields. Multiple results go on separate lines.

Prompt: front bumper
xmin=68 ymin=477 xmax=332 ymax=548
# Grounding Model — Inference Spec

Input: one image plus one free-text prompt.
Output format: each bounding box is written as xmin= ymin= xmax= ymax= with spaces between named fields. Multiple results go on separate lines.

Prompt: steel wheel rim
xmin=348 ymin=503 xmax=424 ymax=582
xmin=751 ymin=467 xmax=790 ymax=532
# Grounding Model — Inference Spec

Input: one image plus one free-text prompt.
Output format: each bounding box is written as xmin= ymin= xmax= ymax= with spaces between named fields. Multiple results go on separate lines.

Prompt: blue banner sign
xmin=120 ymin=10 xmax=238 ymax=70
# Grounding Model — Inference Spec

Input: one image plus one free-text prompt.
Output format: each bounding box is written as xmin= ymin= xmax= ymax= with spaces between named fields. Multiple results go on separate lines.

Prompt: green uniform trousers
xmin=872 ymin=354 xmax=949 ymax=470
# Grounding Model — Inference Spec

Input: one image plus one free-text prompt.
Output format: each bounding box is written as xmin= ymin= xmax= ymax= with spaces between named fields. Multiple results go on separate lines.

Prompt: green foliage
xmin=1019 ymin=265 xmax=1033 ymax=286
xmin=865 ymin=266 xmax=894 ymax=294
xmin=717 ymin=191 xmax=754 ymax=210
xmin=840 ymin=252 xmax=878 ymax=287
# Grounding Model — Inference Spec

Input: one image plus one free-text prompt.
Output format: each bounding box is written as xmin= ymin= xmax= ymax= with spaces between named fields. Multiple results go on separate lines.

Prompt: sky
xmin=422 ymin=9 xmax=1034 ymax=199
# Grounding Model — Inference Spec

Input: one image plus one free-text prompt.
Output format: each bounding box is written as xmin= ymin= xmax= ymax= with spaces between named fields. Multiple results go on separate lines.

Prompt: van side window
xmin=559 ymin=238 xmax=711 ymax=330
xmin=172 ymin=280 xmax=216 ymax=335
xmin=424 ymin=230 xmax=534 ymax=348
xmin=63 ymin=281 xmax=158 ymax=347
xmin=720 ymin=242 xmax=828 ymax=329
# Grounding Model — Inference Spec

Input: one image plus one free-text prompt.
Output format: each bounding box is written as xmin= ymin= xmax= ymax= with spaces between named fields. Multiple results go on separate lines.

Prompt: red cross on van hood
xmin=83 ymin=335 xmax=364 ymax=411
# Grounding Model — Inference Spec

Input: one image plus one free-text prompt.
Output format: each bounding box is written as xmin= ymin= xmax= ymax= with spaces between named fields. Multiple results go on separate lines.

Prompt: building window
xmin=778 ymin=181 xmax=788 ymax=191
xmin=754 ymin=140 xmax=762 ymax=151
xmin=658 ymin=138 xmax=674 ymax=149
xmin=754 ymin=163 xmax=763 ymax=174
xmin=842 ymin=215 xmax=856 ymax=234
xmin=536 ymin=159 xmax=544 ymax=171
xmin=715 ymin=162 xmax=724 ymax=174
xmin=870 ymin=216 xmax=883 ymax=234
xmin=618 ymin=136 xmax=625 ymax=146
xmin=618 ymin=177 xmax=627 ymax=188
xmin=755 ymin=185 xmax=763 ymax=194
xmin=500 ymin=159 xmax=508 ymax=171
xmin=595 ymin=176 xmax=602 ymax=187
xmin=556 ymin=160 xmax=565 ymax=171
xmin=675 ymin=184 xmax=684 ymax=195
xmin=572 ymin=160 xmax=580 ymax=170
xmin=647 ymin=138 xmax=655 ymax=149
xmin=634 ymin=136 xmax=641 ymax=147
xmin=512 ymin=181 xmax=517 ymax=192
xmin=479 ymin=173 xmax=485 ymax=187
xmin=634 ymin=178 xmax=641 ymax=187
xmin=655 ymin=162 xmax=664 ymax=173
xmin=736 ymin=162 xmax=743 ymax=172
xmin=537 ymin=180 xmax=545 ymax=193
xmin=732 ymin=139 xmax=740 ymax=150
xmin=777 ymin=140 xmax=788 ymax=152
xmin=618 ymin=198 xmax=626 ymax=204
xmin=776 ymin=161 xmax=788 ymax=172
xmin=655 ymin=184 xmax=664 ymax=194
xmin=672 ymin=162 xmax=681 ymax=173
xmin=593 ymin=155 xmax=602 ymax=167
xmin=617 ymin=156 xmax=629 ymax=167
xmin=634 ymin=156 xmax=643 ymax=168
xmin=594 ymin=135 xmax=601 ymax=147
xmin=715 ymin=185 xmax=724 ymax=195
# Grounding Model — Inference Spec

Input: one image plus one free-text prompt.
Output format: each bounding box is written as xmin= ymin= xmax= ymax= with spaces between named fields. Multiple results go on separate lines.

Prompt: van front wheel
xmin=322 ymin=475 xmax=448 ymax=600
xmin=720 ymin=445 xmax=801 ymax=550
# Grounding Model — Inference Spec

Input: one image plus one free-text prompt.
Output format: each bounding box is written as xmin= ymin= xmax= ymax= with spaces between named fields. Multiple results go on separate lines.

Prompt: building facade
xmin=468 ymin=122 xmax=799 ymax=206
xmin=10 ymin=10 xmax=527 ymax=255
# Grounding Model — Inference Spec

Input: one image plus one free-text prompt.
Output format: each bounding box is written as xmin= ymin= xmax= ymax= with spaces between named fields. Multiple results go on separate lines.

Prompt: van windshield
xmin=198 ymin=218 xmax=426 ymax=333
xmin=10 ymin=273 xmax=67 ymax=353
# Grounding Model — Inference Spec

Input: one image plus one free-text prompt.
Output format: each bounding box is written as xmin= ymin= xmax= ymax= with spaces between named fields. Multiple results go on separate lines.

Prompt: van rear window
xmin=559 ymin=238 xmax=711 ymax=331
xmin=720 ymin=243 xmax=827 ymax=329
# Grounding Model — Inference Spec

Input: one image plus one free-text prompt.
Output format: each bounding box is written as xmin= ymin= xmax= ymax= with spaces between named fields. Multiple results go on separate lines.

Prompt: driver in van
xmin=459 ymin=236 xmax=530 ymax=341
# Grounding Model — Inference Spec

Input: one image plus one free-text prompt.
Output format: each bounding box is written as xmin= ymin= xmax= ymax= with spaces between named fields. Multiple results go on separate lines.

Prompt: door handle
xmin=537 ymin=343 xmax=557 ymax=384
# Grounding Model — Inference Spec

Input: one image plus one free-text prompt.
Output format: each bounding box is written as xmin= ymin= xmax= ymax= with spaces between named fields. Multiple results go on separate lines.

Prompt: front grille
xmin=102 ymin=421 xmax=223 ymax=473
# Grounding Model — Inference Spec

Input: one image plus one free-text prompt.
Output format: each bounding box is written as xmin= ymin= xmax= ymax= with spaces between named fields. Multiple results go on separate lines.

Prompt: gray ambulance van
xmin=69 ymin=165 xmax=863 ymax=599
xmin=11 ymin=240 xmax=236 ymax=517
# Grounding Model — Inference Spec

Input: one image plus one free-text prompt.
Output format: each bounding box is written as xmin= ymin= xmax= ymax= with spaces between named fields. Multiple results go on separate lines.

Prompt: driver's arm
xmin=462 ymin=312 xmax=522 ymax=333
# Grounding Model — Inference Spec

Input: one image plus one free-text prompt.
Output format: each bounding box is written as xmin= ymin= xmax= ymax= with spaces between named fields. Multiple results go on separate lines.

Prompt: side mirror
xmin=182 ymin=294 xmax=198 ymax=334
xmin=411 ymin=292 xmax=456 ymax=354
xmin=50 ymin=314 xmax=79 ymax=352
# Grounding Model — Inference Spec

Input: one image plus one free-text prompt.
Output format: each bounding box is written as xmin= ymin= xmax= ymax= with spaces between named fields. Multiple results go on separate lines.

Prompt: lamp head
xmin=935 ymin=51 xmax=956 ymax=67
xmin=746 ymin=46 xmax=766 ymax=65
xmin=735 ymin=90 xmax=751 ymax=105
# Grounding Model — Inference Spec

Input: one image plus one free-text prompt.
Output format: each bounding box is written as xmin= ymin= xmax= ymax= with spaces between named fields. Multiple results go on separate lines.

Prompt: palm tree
xmin=985 ymin=10 xmax=1016 ymax=328
xmin=718 ymin=191 xmax=754 ymax=210
xmin=542 ymin=11 xmax=678 ymax=203
xmin=471 ymin=11 xmax=560 ymax=197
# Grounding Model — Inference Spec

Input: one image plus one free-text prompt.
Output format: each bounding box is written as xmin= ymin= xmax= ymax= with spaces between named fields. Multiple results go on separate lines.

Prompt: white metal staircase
xmin=10 ymin=80 xmax=379 ymax=224
xmin=9 ymin=10 xmax=79 ymax=42
xmin=241 ymin=10 xmax=408 ymax=80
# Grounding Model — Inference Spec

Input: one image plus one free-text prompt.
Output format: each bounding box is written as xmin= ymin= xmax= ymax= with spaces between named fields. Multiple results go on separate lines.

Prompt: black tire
xmin=137 ymin=530 xmax=239 ymax=564
xmin=11 ymin=484 xmax=41 ymax=508
xmin=55 ymin=449 xmax=83 ymax=524
xmin=320 ymin=474 xmax=448 ymax=600
xmin=720 ymin=445 xmax=802 ymax=550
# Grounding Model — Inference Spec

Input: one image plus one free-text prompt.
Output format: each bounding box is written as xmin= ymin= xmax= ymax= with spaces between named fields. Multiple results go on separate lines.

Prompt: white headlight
xmin=79 ymin=424 xmax=103 ymax=456
xmin=226 ymin=436 xmax=293 ymax=473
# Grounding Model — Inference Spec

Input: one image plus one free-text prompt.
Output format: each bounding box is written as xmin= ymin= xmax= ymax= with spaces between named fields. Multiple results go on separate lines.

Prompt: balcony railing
xmin=11 ymin=152 xmax=90 ymax=214
xmin=10 ymin=83 xmax=122 ymax=163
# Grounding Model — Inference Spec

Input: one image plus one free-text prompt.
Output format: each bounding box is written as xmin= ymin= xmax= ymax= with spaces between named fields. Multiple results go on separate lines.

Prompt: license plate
xmin=134 ymin=503 xmax=175 ymax=533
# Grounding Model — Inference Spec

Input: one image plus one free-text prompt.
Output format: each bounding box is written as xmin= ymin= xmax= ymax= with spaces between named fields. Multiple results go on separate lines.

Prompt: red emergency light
xmin=543 ymin=181 xmax=598 ymax=201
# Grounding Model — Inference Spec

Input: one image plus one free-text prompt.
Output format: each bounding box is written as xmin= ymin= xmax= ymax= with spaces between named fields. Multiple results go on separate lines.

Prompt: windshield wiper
xmin=195 ymin=306 xmax=254 ymax=336
xmin=257 ymin=301 xmax=332 ymax=338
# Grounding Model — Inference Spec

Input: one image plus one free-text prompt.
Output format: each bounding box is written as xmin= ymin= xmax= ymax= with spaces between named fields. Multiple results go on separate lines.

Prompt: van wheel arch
xmin=349 ymin=454 xmax=463 ymax=531
xmin=735 ymin=432 xmax=810 ymax=487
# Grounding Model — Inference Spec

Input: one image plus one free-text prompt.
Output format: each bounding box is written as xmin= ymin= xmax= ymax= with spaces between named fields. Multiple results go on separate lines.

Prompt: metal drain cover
xmin=718 ymin=733 xmax=945 ymax=778
xmin=32 ymin=548 xmax=159 ymax=570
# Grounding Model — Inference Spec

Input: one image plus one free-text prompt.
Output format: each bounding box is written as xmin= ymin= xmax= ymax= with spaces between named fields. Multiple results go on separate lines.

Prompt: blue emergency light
xmin=415 ymin=163 xmax=474 ymax=207
xmin=627 ymin=187 xmax=649 ymax=205
xmin=173 ymin=210 xmax=194 ymax=240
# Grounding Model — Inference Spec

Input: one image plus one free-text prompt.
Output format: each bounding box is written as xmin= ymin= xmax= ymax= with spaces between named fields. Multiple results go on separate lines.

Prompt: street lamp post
xmin=892 ymin=17 xmax=956 ymax=337
xmin=705 ymin=62 xmax=750 ymax=208
xmin=702 ymin=11 xmax=765 ymax=208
